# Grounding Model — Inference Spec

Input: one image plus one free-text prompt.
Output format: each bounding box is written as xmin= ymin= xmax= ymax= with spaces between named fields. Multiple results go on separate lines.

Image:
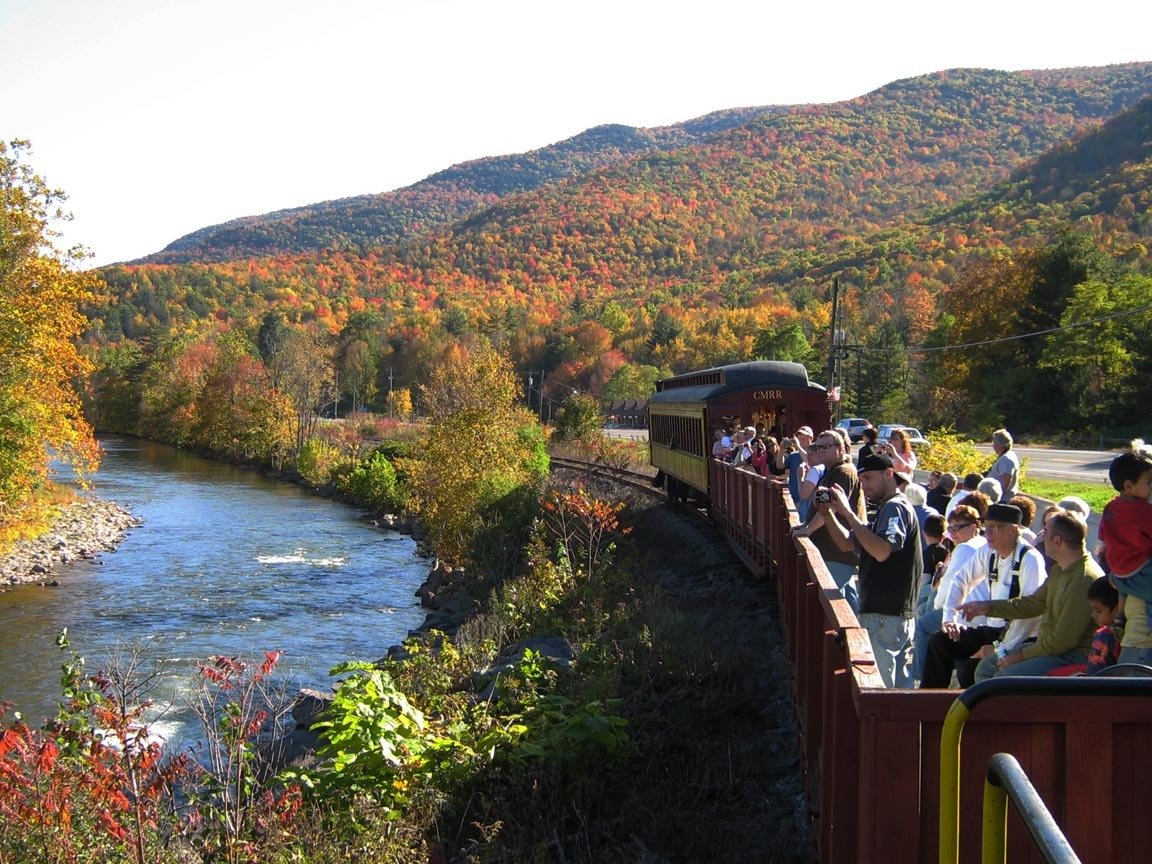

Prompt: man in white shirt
xmin=920 ymin=503 xmax=1045 ymax=688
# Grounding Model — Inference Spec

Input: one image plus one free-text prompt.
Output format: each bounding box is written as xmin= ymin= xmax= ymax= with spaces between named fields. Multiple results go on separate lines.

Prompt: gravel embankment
xmin=0 ymin=499 xmax=142 ymax=586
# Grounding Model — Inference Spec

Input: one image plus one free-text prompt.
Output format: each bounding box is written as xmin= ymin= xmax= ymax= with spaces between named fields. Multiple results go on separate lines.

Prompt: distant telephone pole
xmin=826 ymin=276 xmax=840 ymax=391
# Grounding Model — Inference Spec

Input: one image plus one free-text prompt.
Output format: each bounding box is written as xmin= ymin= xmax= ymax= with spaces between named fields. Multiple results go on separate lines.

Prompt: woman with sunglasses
xmin=917 ymin=505 xmax=986 ymax=687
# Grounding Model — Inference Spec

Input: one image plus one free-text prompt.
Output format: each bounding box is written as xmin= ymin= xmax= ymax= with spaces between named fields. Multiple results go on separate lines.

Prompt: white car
xmin=835 ymin=417 xmax=873 ymax=443
xmin=877 ymin=424 xmax=929 ymax=447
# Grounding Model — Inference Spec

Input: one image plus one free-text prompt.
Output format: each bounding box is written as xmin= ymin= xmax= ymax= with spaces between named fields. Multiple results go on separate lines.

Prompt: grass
xmin=1021 ymin=478 xmax=1115 ymax=513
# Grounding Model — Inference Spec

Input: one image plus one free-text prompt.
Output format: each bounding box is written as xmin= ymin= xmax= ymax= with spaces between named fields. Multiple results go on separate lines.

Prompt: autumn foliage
xmin=0 ymin=141 xmax=100 ymax=530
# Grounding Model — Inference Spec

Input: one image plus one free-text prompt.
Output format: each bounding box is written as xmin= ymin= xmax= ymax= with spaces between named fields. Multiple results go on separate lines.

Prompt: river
xmin=0 ymin=437 xmax=429 ymax=739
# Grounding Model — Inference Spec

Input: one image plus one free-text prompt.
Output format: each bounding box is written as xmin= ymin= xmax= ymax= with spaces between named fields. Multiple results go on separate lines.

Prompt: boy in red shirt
xmin=1099 ymin=441 xmax=1152 ymax=624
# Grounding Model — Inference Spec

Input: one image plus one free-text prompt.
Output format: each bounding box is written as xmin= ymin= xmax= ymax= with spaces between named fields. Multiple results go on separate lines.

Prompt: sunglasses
xmin=947 ymin=522 xmax=977 ymax=531
xmin=812 ymin=442 xmax=839 ymax=451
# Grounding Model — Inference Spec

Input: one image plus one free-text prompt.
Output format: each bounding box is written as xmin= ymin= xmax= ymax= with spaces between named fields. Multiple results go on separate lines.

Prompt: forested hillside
xmin=146 ymin=110 xmax=771 ymax=263
xmin=88 ymin=63 xmax=1152 ymax=444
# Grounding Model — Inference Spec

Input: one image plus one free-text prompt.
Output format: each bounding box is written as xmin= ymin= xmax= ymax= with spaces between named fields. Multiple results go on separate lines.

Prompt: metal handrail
xmin=939 ymin=671 xmax=1152 ymax=863
xmin=982 ymin=753 xmax=1081 ymax=864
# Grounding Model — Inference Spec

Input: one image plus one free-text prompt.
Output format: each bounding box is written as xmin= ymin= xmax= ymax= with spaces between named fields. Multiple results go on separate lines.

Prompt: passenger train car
xmin=647 ymin=361 xmax=831 ymax=501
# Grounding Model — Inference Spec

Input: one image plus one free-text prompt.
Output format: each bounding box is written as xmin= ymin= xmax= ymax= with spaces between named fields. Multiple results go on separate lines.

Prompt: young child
xmin=1099 ymin=441 xmax=1152 ymax=624
xmin=1085 ymin=576 xmax=1123 ymax=675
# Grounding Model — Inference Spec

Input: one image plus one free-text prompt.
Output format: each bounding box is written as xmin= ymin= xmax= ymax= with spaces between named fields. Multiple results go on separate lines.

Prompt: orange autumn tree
xmin=0 ymin=140 xmax=100 ymax=529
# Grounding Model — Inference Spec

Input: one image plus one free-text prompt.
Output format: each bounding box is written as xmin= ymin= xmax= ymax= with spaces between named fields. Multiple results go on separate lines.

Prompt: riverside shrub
xmin=296 ymin=437 xmax=344 ymax=486
xmin=337 ymin=452 xmax=406 ymax=513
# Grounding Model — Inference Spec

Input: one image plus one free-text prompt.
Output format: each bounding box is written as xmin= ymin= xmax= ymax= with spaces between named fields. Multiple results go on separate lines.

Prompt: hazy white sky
xmin=2 ymin=0 xmax=1149 ymax=267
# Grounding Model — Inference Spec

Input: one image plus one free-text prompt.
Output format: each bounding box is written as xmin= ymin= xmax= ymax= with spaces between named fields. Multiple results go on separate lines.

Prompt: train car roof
xmin=649 ymin=361 xmax=826 ymax=403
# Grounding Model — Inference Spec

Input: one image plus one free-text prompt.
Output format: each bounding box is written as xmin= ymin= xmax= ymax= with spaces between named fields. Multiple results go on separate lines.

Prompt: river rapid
xmin=0 ymin=437 xmax=428 ymax=740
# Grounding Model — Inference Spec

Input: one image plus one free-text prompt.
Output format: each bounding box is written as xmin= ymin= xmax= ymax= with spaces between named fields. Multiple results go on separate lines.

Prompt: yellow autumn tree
xmin=0 ymin=140 xmax=100 ymax=529
xmin=405 ymin=339 xmax=548 ymax=567
xmin=389 ymin=387 xmax=413 ymax=420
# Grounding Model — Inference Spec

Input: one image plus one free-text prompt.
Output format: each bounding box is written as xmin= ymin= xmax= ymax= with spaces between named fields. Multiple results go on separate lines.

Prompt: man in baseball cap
xmin=819 ymin=452 xmax=922 ymax=688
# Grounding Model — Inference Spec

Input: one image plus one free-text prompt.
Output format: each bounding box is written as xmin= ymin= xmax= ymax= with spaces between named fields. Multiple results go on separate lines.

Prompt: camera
xmin=813 ymin=488 xmax=832 ymax=505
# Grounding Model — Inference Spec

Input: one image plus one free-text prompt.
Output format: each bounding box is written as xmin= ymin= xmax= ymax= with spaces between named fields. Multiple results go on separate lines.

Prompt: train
xmin=647 ymin=360 xmax=831 ymax=503
xmin=646 ymin=361 xmax=1152 ymax=863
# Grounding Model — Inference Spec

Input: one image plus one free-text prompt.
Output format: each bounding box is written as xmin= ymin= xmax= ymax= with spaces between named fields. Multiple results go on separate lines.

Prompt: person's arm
xmin=799 ymin=476 xmax=819 ymax=502
xmin=824 ymin=485 xmax=898 ymax=562
xmin=936 ymin=548 xmax=975 ymax=624
xmin=820 ymin=501 xmax=854 ymax=552
xmin=891 ymin=448 xmax=915 ymax=474
xmin=1018 ymin=578 xmax=1092 ymax=660
xmin=987 ymin=581 xmax=1048 ymax=621
xmin=794 ymin=510 xmax=825 ymax=537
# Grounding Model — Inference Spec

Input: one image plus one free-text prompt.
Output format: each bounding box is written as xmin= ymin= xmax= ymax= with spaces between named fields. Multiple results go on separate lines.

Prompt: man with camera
xmin=820 ymin=452 xmax=923 ymax=688
xmin=791 ymin=430 xmax=867 ymax=610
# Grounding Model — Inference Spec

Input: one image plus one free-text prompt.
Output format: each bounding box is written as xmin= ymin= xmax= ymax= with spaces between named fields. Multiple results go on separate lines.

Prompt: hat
xmin=986 ymin=503 xmax=1023 ymax=525
xmin=796 ymin=426 xmax=814 ymax=437
xmin=859 ymin=453 xmax=894 ymax=473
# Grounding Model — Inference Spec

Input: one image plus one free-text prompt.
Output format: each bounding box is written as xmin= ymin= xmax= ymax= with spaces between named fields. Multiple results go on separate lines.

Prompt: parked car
xmin=835 ymin=417 xmax=872 ymax=443
xmin=877 ymin=424 xmax=929 ymax=447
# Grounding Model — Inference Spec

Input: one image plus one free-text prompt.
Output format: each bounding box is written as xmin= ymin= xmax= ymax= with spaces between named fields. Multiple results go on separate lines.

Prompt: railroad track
xmin=548 ymin=455 xmax=667 ymax=498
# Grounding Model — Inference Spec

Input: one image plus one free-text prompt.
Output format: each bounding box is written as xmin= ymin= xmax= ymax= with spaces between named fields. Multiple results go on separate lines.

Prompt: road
xmin=973 ymin=445 xmax=1114 ymax=484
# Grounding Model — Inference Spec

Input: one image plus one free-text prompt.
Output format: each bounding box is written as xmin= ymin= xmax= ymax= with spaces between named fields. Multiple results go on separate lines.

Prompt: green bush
xmin=552 ymin=393 xmax=604 ymax=442
xmin=297 ymin=437 xmax=345 ymax=486
xmin=338 ymin=451 xmax=407 ymax=513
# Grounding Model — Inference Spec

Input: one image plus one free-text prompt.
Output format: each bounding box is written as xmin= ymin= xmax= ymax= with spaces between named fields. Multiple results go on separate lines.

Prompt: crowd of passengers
xmin=712 ymin=422 xmax=1152 ymax=688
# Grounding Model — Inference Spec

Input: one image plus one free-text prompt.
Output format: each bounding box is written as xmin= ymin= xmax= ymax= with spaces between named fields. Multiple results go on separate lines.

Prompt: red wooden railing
xmin=708 ymin=459 xmax=1152 ymax=864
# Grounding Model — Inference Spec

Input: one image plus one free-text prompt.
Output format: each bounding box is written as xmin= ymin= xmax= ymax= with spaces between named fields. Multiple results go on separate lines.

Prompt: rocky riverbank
xmin=0 ymin=499 xmax=142 ymax=587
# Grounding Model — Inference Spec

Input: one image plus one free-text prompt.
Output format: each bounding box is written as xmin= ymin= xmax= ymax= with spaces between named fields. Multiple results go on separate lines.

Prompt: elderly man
xmin=989 ymin=428 xmax=1021 ymax=503
xmin=920 ymin=503 xmax=1047 ymax=688
xmin=960 ymin=511 xmax=1098 ymax=680
xmin=822 ymin=453 xmax=923 ymax=688
xmin=792 ymin=430 xmax=867 ymax=610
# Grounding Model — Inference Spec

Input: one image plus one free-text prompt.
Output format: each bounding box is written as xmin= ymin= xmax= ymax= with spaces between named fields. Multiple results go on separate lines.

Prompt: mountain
xmin=143 ymin=108 xmax=772 ymax=264
xmin=94 ymin=64 xmax=1152 ymax=349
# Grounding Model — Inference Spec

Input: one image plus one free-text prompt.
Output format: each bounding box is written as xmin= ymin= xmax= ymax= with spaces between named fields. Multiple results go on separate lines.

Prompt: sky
xmin=3 ymin=0 xmax=1150 ymax=268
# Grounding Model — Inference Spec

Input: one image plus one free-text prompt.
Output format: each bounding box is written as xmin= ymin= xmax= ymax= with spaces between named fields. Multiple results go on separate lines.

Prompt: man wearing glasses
xmin=921 ymin=503 xmax=1046 ymax=688
xmin=821 ymin=452 xmax=922 ymax=688
xmin=792 ymin=430 xmax=867 ymax=610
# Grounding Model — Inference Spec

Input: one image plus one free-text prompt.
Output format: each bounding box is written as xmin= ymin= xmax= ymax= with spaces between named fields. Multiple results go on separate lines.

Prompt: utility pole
xmin=826 ymin=276 xmax=840 ymax=391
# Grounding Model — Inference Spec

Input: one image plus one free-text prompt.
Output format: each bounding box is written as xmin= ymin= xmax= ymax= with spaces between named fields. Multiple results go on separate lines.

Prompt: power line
xmin=850 ymin=301 xmax=1152 ymax=355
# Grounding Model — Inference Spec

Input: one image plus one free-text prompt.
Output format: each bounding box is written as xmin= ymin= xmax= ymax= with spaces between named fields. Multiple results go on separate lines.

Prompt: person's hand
xmin=822 ymin=483 xmax=850 ymax=514
xmin=997 ymin=651 xmax=1022 ymax=669
xmin=941 ymin=621 xmax=963 ymax=642
xmin=956 ymin=600 xmax=990 ymax=621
